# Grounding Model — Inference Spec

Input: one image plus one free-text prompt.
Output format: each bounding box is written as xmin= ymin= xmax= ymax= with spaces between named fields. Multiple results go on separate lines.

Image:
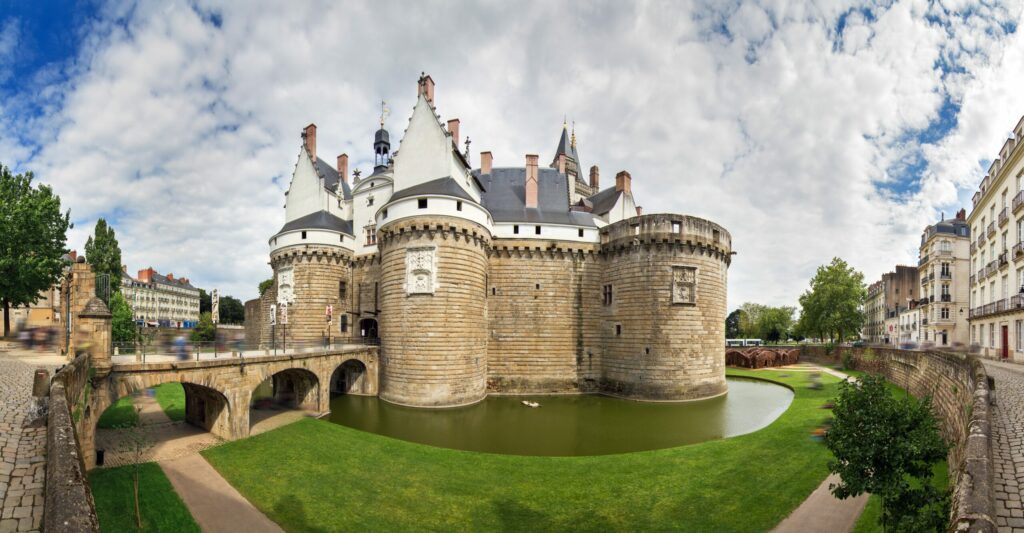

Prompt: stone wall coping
xmin=110 ymin=346 xmax=378 ymax=372
xmin=45 ymin=380 xmax=100 ymax=532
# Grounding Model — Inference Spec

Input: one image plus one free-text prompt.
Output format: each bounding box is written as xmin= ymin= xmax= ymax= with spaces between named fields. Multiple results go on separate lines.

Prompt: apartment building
xmin=120 ymin=267 xmax=201 ymax=328
xmin=967 ymin=115 xmax=1024 ymax=362
xmin=862 ymin=265 xmax=919 ymax=344
xmin=917 ymin=210 xmax=971 ymax=347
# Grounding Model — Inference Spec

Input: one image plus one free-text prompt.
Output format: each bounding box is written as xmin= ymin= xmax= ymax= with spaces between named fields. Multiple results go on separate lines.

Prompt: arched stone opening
xmin=332 ymin=359 xmax=369 ymax=395
xmin=90 ymin=380 xmax=230 ymax=469
xmin=249 ymin=368 xmax=320 ymax=433
xmin=359 ymin=318 xmax=379 ymax=341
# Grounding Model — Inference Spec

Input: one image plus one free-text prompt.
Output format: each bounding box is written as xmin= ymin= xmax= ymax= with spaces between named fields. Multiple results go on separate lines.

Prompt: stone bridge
xmin=79 ymin=347 xmax=379 ymax=470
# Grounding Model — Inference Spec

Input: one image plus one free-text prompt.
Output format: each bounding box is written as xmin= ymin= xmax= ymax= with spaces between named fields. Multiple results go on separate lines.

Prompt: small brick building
xmin=246 ymin=74 xmax=734 ymax=407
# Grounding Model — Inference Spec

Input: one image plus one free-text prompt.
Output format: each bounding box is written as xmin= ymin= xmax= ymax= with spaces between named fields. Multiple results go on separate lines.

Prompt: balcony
xmin=921 ymin=276 xmax=928 ymax=286
xmin=970 ymin=274 xmax=976 ymax=286
xmin=970 ymin=242 xmax=977 ymax=255
xmin=940 ymin=272 xmax=952 ymax=280
xmin=987 ymin=222 xmax=997 ymax=238
xmin=918 ymin=298 xmax=929 ymax=306
xmin=977 ymin=268 xmax=985 ymax=280
xmin=934 ymin=249 xmax=953 ymax=259
xmin=1014 ymin=190 xmax=1024 ymax=214
xmin=1014 ymin=242 xmax=1024 ymax=261
xmin=1001 ymin=252 xmax=1010 ymax=268
xmin=999 ymin=208 xmax=1009 ymax=227
xmin=922 ymin=318 xmax=929 ymax=325
xmin=928 ymin=273 xmax=935 ymax=281
xmin=918 ymin=254 xmax=929 ymax=266
xmin=941 ymin=294 xmax=952 ymax=302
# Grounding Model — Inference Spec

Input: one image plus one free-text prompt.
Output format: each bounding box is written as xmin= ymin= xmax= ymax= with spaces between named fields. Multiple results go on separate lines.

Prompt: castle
xmin=245 ymin=74 xmax=733 ymax=407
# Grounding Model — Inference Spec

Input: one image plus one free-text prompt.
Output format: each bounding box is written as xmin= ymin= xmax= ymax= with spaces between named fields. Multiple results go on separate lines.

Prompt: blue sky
xmin=2 ymin=0 xmax=1024 ymax=307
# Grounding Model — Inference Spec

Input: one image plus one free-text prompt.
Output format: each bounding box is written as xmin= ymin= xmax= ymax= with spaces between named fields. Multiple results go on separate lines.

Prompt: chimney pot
xmin=557 ymin=154 xmax=566 ymax=174
xmin=447 ymin=119 xmax=460 ymax=148
xmin=525 ymin=154 xmax=539 ymax=209
xmin=303 ymin=123 xmax=317 ymax=160
xmin=338 ymin=154 xmax=349 ymax=184
xmin=418 ymin=74 xmax=435 ymax=104
xmin=589 ymin=165 xmax=600 ymax=189
xmin=480 ymin=151 xmax=493 ymax=174
xmin=615 ymin=170 xmax=632 ymax=193
xmin=636 ymin=206 xmax=643 ymax=216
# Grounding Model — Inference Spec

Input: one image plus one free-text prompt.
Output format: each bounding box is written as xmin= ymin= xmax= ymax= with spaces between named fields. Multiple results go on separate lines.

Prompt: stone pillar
xmin=76 ymin=297 xmax=112 ymax=380
xmin=58 ymin=259 xmax=97 ymax=358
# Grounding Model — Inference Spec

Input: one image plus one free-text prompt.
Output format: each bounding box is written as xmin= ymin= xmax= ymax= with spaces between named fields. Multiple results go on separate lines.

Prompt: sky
xmin=2 ymin=0 xmax=1024 ymax=309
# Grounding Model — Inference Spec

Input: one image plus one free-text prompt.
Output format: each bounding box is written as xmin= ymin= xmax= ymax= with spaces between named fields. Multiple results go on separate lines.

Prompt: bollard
xmin=32 ymin=369 xmax=50 ymax=398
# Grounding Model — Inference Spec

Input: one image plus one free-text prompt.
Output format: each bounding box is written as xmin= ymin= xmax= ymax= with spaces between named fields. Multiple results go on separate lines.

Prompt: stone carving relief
xmin=406 ymin=247 xmax=436 ymax=295
xmin=672 ymin=266 xmax=697 ymax=305
xmin=277 ymin=266 xmax=295 ymax=304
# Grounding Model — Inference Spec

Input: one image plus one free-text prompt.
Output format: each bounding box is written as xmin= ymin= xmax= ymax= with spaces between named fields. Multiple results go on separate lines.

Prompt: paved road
xmin=982 ymin=359 xmax=1024 ymax=532
xmin=0 ymin=350 xmax=59 ymax=533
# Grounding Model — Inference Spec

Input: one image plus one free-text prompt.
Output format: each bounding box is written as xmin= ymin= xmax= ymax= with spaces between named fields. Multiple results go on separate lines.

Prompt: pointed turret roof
xmin=552 ymin=123 xmax=581 ymax=172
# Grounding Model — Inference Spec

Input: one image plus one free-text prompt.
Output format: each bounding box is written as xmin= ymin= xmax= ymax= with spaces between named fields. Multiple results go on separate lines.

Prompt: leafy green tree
xmin=83 ymin=218 xmax=123 ymax=298
xmin=198 ymin=289 xmax=212 ymax=315
xmin=110 ymin=292 xmax=137 ymax=344
xmin=826 ymin=375 xmax=950 ymax=531
xmin=757 ymin=306 xmax=795 ymax=344
xmin=738 ymin=302 xmax=767 ymax=338
xmin=218 ymin=295 xmax=244 ymax=324
xmin=258 ymin=278 xmax=273 ymax=297
xmin=191 ymin=312 xmax=216 ymax=342
xmin=0 ymin=165 xmax=72 ymax=336
xmin=725 ymin=309 xmax=744 ymax=338
xmin=798 ymin=258 xmax=866 ymax=343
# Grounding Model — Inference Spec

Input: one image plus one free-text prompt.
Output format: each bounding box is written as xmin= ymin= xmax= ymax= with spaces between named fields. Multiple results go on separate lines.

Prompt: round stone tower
xmin=267 ymin=245 xmax=352 ymax=346
xmin=599 ymin=214 xmax=732 ymax=401
xmin=377 ymin=215 xmax=491 ymax=407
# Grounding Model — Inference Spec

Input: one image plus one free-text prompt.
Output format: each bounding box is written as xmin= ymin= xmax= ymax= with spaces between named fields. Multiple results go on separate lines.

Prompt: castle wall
xmin=269 ymin=245 xmax=351 ymax=346
xmin=378 ymin=216 xmax=490 ymax=407
xmin=485 ymin=242 xmax=602 ymax=393
xmin=599 ymin=214 xmax=732 ymax=401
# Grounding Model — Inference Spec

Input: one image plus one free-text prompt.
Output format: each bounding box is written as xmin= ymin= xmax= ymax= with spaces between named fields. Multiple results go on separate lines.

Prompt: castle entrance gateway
xmin=331 ymin=359 xmax=369 ymax=394
xmin=359 ymin=318 xmax=379 ymax=341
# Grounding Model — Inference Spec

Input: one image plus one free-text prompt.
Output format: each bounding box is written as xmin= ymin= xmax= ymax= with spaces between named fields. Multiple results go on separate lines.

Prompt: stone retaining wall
xmin=45 ymin=356 xmax=99 ymax=532
xmin=803 ymin=346 xmax=996 ymax=531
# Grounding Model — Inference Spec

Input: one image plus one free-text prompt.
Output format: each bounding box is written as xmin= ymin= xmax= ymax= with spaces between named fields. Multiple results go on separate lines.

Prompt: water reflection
xmin=323 ymin=377 xmax=793 ymax=456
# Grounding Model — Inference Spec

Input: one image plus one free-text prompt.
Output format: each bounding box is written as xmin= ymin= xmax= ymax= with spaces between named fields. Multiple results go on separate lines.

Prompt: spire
xmin=374 ymin=100 xmax=391 ymax=171
xmin=570 ymin=120 xmax=576 ymax=150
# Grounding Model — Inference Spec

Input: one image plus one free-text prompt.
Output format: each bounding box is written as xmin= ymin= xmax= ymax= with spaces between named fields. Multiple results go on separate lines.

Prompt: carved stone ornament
xmin=406 ymin=247 xmax=436 ymax=295
xmin=672 ymin=266 xmax=697 ymax=305
xmin=277 ymin=266 xmax=295 ymax=304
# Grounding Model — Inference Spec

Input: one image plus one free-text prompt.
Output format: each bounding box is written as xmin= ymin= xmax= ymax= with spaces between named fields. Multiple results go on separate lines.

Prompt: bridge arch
xmin=331 ymin=359 xmax=371 ymax=395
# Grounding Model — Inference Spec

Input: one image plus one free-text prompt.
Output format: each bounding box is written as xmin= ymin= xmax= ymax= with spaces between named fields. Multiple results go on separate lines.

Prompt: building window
xmin=535 ymin=225 xmax=541 ymax=235
xmin=633 ymin=224 xmax=640 ymax=235
xmin=941 ymin=307 xmax=949 ymax=319
xmin=301 ymin=231 xmax=307 ymax=239
xmin=418 ymin=199 xmax=428 ymax=209
xmin=339 ymin=281 xmax=347 ymax=300
xmin=603 ymin=284 xmax=613 ymax=306
xmin=367 ymin=196 xmax=374 ymax=207
xmin=578 ymin=229 xmax=584 ymax=238
xmin=456 ymin=201 xmax=463 ymax=211
xmin=491 ymin=287 xmax=496 ymax=296
xmin=990 ymin=324 xmax=995 ymax=347
xmin=616 ymin=324 xmax=622 ymax=336
xmin=340 ymin=314 xmax=348 ymax=333
xmin=383 ymin=208 xmax=388 ymax=219
xmin=672 ymin=221 xmax=681 ymax=233
xmin=513 ymin=225 xmax=519 ymax=234
xmin=365 ymin=225 xmax=377 ymax=245
xmin=1017 ymin=320 xmax=1023 ymax=351
xmin=340 ymin=234 xmax=344 ymax=242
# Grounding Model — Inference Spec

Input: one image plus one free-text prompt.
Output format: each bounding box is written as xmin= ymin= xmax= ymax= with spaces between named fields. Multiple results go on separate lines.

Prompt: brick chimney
xmin=636 ymin=206 xmax=643 ymax=216
xmin=303 ymin=123 xmax=317 ymax=160
xmin=337 ymin=153 xmax=349 ymax=184
xmin=525 ymin=154 xmax=539 ymax=208
xmin=480 ymin=151 xmax=492 ymax=174
xmin=166 ymin=273 xmax=174 ymax=281
xmin=138 ymin=268 xmax=155 ymax=283
xmin=447 ymin=119 xmax=460 ymax=148
xmin=615 ymin=170 xmax=631 ymax=193
xmin=956 ymin=208 xmax=967 ymax=220
xmin=418 ymin=74 xmax=435 ymax=104
xmin=589 ymin=165 xmax=600 ymax=189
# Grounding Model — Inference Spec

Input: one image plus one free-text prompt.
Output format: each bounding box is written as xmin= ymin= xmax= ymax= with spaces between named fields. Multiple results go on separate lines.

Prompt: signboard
xmin=212 ymin=289 xmax=220 ymax=324
xmin=281 ymin=302 xmax=288 ymax=325
xmin=270 ymin=304 xmax=277 ymax=326
xmin=326 ymin=304 xmax=333 ymax=325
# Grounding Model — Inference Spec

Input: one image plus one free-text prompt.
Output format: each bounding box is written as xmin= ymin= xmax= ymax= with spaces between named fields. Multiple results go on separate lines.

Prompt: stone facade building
xmin=917 ymin=210 xmax=971 ymax=347
xmin=967 ymin=114 xmax=1024 ymax=362
xmin=245 ymin=74 xmax=733 ymax=407
xmin=120 ymin=267 xmax=201 ymax=328
xmin=862 ymin=265 xmax=919 ymax=344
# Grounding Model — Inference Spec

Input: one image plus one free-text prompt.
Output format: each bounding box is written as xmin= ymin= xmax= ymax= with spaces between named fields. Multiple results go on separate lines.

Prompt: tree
xmin=738 ymin=302 xmax=767 ymax=338
xmin=110 ymin=292 xmax=137 ymax=345
xmin=198 ymin=289 xmax=212 ymax=315
xmin=0 ymin=165 xmax=72 ymax=336
xmin=725 ymin=309 xmax=744 ymax=338
xmin=191 ymin=312 xmax=216 ymax=342
xmin=114 ymin=406 xmax=152 ymax=529
xmin=798 ymin=258 xmax=866 ymax=343
xmin=258 ymin=278 xmax=273 ymax=297
xmin=826 ymin=375 xmax=949 ymax=530
xmin=218 ymin=295 xmax=244 ymax=324
xmin=757 ymin=306 xmax=795 ymax=344
xmin=83 ymin=218 xmax=123 ymax=298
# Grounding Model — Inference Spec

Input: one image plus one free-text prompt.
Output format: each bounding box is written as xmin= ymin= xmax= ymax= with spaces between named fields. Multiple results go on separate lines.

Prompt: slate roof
xmin=314 ymin=157 xmax=352 ymax=200
xmin=388 ymin=177 xmax=475 ymax=203
xmin=586 ymin=187 xmax=622 ymax=216
xmin=278 ymin=210 xmax=354 ymax=235
xmin=146 ymin=272 xmax=199 ymax=290
xmin=477 ymin=167 xmax=597 ymax=226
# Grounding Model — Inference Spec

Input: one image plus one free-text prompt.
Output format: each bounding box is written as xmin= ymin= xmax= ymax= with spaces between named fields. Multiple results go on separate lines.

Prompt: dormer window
xmin=418 ymin=199 xmax=428 ymax=209
xmin=367 ymin=196 xmax=374 ymax=207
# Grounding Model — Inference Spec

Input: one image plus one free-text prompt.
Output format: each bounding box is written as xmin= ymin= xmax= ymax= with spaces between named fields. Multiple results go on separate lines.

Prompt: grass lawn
xmin=89 ymin=462 xmax=199 ymax=532
xmin=97 ymin=395 xmax=138 ymax=429
xmin=204 ymin=369 xmax=841 ymax=532
xmin=154 ymin=383 xmax=186 ymax=421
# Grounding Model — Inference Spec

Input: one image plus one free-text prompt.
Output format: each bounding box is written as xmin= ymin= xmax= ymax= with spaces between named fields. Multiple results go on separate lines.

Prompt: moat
xmin=323 ymin=377 xmax=793 ymax=456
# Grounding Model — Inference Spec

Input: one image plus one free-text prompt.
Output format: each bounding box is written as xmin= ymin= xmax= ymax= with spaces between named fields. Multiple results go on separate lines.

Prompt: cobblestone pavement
xmin=0 ymin=351 xmax=57 ymax=533
xmin=983 ymin=359 xmax=1024 ymax=532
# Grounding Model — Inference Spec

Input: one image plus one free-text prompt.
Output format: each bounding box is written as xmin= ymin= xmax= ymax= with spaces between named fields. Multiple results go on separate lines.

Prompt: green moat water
xmin=323 ymin=377 xmax=793 ymax=456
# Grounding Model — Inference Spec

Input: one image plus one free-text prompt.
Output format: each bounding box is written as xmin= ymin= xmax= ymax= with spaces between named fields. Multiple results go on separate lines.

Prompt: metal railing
xmin=987 ymin=222 xmax=997 ymax=238
xmin=1014 ymin=190 xmax=1024 ymax=213
xmin=111 ymin=335 xmax=381 ymax=364
xmin=999 ymin=208 xmax=1009 ymax=227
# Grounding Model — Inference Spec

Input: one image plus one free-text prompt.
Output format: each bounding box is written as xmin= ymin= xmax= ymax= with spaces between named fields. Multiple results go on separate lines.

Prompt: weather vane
xmin=379 ymin=100 xmax=390 ymax=128
xmin=571 ymin=120 xmax=576 ymax=149
xmin=464 ymin=136 xmax=472 ymax=164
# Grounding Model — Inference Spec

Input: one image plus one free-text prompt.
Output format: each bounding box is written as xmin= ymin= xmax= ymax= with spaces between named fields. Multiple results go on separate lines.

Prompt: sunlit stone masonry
xmin=245 ymin=74 xmax=733 ymax=407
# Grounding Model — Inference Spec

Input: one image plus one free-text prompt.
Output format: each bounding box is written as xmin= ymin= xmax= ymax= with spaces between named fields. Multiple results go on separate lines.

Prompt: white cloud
xmin=2 ymin=0 xmax=1023 ymax=310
